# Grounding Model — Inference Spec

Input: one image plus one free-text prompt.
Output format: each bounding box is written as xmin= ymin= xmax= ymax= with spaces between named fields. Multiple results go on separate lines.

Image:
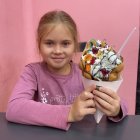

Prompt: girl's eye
xmin=44 ymin=41 xmax=54 ymax=46
xmin=62 ymin=41 xmax=70 ymax=47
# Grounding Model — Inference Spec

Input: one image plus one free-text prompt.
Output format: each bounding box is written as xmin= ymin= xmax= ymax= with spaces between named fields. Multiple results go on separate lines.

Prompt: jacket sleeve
xmin=108 ymin=99 xmax=128 ymax=122
xmin=6 ymin=65 xmax=71 ymax=131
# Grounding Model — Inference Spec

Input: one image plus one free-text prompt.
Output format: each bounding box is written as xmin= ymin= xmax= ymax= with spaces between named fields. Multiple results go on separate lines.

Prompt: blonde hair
xmin=37 ymin=10 xmax=79 ymax=52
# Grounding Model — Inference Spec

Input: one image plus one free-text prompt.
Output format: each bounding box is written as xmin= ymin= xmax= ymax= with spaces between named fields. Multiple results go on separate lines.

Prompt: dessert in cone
xmin=79 ymin=39 xmax=124 ymax=81
xmin=79 ymin=39 xmax=124 ymax=123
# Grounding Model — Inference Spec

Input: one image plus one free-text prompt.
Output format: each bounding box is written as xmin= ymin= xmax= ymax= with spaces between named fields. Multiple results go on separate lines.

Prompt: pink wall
xmin=0 ymin=0 xmax=139 ymax=114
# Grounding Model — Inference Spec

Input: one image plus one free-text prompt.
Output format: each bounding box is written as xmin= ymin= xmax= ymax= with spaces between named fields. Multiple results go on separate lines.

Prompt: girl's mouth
xmin=52 ymin=57 xmax=65 ymax=63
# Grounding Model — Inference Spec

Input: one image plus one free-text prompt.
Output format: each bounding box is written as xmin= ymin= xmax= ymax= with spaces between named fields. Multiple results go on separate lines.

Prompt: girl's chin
xmin=49 ymin=63 xmax=65 ymax=69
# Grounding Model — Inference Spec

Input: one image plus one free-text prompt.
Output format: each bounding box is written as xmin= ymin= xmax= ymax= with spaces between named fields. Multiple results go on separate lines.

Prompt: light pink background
xmin=0 ymin=0 xmax=139 ymax=114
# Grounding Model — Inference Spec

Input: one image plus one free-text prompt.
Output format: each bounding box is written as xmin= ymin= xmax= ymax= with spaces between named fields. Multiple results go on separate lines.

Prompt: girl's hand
xmin=68 ymin=85 xmax=96 ymax=122
xmin=93 ymin=86 xmax=121 ymax=117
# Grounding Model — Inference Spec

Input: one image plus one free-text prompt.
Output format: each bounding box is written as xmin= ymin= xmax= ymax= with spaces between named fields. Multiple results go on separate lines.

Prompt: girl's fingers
xmin=95 ymin=100 xmax=111 ymax=116
xmin=94 ymin=90 xmax=114 ymax=105
xmin=96 ymin=86 xmax=118 ymax=100
xmin=85 ymin=84 xmax=96 ymax=92
xmin=83 ymin=108 xmax=96 ymax=115
xmin=95 ymin=97 xmax=120 ymax=117
xmin=85 ymin=99 xmax=95 ymax=108
xmin=80 ymin=91 xmax=94 ymax=101
xmin=94 ymin=95 xmax=112 ymax=110
xmin=80 ymin=84 xmax=96 ymax=101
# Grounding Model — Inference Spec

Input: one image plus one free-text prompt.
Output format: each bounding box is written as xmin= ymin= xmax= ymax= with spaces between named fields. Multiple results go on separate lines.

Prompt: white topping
xmin=108 ymin=51 xmax=115 ymax=58
xmin=90 ymin=65 xmax=94 ymax=74
xmin=106 ymin=45 xmax=109 ymax=49
xmin=98 ymin=72 xmax=103 ymax=78
xmin=95 ymin=59 xmax=100 ymax=64
xmin=104 ymin=49 xmax=108 ymax=53
xmin=92 ymin=65 xmax=100 ymax=75
xmin=97 ymin=40 xmax=101 ymax=45
xmin=116 ymin=59 xmax=122 ymax=64
xmin=109 ymin=55 xmax=117 ymax=63
xmin=100 ymin=48 xmax=105 ymax=52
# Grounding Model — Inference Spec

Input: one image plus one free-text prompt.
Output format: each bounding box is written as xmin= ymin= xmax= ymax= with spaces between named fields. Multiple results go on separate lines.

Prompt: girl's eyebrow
xmin=43 ymin=39 xmax=53 ymax=42
xmin=43 ymin=39 xmax=72 ymax=42
xmin=62 ymin=39 xmax=73 ymax=42
xmin=62 ymin=40 xmax=71 ymax=42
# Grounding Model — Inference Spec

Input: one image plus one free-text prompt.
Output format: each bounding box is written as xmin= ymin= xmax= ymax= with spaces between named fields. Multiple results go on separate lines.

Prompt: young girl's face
xmin=39 ymin=23 xmax=75 ymax=75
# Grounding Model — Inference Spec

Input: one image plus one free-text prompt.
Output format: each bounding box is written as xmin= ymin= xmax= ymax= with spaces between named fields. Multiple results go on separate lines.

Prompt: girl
xmin=6 ymin=10 xmax=127 ymax=130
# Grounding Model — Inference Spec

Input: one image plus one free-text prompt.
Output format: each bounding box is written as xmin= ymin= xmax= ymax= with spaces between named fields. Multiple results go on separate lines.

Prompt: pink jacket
xmin=6 ymin=62 xmax=128 ymax=130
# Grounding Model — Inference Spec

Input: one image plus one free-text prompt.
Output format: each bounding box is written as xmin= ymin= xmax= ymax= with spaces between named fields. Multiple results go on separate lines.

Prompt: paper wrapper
xmin=82 ymin=76 xmax=123 ymax=123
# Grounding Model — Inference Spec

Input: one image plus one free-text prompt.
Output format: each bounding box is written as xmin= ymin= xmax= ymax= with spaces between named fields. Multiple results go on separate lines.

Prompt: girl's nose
xmin=54 ymin=44 xmax=62 ymax=53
